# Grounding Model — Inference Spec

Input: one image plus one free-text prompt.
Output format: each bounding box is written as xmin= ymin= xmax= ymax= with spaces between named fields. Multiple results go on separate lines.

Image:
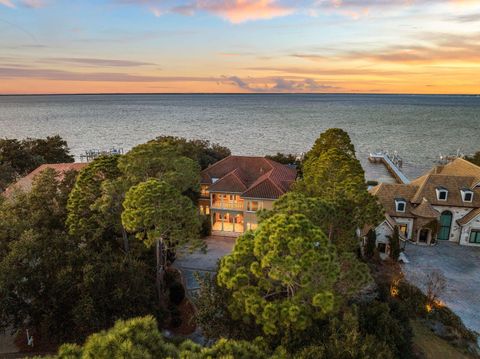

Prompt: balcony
xmin=211 ymin=201 xmax=244 ymax=210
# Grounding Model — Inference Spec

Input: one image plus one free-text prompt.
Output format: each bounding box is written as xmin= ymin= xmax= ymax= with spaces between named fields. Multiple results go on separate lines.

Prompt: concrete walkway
xmin=402 ymin=241 xmax=480 ymax=334
xmin=174 ymin=236 xmax=236 ymax=291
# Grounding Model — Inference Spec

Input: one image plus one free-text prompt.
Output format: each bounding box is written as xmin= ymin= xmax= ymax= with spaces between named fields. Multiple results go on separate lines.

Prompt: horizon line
xmin=1 ymin=92 xmax=479 ymax=97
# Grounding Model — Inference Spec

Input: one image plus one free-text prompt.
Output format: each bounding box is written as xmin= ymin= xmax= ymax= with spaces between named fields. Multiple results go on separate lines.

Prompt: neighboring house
xmin=366 ymin=158 xmax=480 ymax=255
xmin=199 ymin=156 xmax=297 ymax=236
xmin=3 ymin=163 xmax=87 ymax=197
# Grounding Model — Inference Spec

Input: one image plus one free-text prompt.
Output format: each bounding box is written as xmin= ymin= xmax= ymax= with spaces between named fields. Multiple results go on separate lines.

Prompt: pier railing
xmin=368 ymin=151 xmax=410 ymax=184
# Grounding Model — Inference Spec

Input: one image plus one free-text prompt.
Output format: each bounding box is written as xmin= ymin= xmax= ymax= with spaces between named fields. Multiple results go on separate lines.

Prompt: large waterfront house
xmin=366 ymin=158 xmax=480 ymax=255
xmin=199 ymin=156 xmax=297 ymax=236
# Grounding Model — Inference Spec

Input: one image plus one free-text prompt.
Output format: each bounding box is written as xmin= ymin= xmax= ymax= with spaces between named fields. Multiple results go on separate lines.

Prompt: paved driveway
xmin=174 ymin=236 xmax=236 ymax=292
xmin=402 ymin=241 xmax=480 ymax=334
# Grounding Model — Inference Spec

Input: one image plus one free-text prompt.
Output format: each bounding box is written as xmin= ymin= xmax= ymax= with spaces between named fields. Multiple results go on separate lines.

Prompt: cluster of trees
xmin=43 ymin=316 xmax=286 ymax=359
xmin=0 ymin=136 xmax=230 ymax=347
xmin=0 ymin=136 xmax=74 ymax=192
xmin=192 ymin=129 xmax=416 ymax=357
xmin=5 ymin=130 xmax=474 ymax=357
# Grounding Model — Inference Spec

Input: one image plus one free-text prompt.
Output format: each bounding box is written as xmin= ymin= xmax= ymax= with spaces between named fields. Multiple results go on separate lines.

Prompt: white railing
xmin=211 ymin=201 xmax=244 ymax=210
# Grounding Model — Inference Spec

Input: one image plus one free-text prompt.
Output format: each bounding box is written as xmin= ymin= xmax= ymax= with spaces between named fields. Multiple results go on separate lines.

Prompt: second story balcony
xmin=211 ymin=201 xmax=244 ymax=210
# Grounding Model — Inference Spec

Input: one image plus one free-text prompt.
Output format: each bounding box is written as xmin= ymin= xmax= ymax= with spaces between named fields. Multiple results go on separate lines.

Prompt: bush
xmin=169 ymin=306 xmax=183 ymax=328
xmin=200 ymin=214 xmax=211 ymax=237
xmin=164 ymin=268 xmax=182 ymax=288
xmin=397 ymin=281 xmax=429 ymax=317
xmin=169 ymin=281 xmax=186 ymax=305
xmin=429 ymin=306 xmax=478 ymax=343
xmin=359 ymin=300 xmax=414 ymax=358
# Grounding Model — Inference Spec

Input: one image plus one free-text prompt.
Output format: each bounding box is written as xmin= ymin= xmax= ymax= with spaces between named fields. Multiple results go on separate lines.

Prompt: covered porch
xmin=211 ymin=211 xmax=244 ymax=236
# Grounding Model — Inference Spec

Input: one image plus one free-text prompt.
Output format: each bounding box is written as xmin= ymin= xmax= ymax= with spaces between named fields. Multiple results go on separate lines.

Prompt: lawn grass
xmin=411 ymin=320 xmax=473 ymax=359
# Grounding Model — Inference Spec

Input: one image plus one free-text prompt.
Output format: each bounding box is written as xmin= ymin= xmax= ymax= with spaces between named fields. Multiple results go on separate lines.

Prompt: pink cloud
xmin=193 ymin=0 xmax=294 ymax=23
xmin=141 ymin=0 xmax=294 ymax=23
xmin=0 ymin=0 xmax=15 ymax=8
xmin=20 ymin=0 xmax=47 ymax=8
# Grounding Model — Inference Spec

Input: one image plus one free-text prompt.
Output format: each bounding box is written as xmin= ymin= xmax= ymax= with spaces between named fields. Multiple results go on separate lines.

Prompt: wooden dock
xmin=368 ymin=152 xmax=410 ymax=184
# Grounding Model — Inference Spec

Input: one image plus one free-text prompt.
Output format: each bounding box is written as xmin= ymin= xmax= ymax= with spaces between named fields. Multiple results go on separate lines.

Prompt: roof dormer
xmin=461 ymin=188 xmax=474 ymax=203
xmin=395 ymin=198 xmax=406 ymax=212
xmin=436 ymin=187 xmax=448 ymax=201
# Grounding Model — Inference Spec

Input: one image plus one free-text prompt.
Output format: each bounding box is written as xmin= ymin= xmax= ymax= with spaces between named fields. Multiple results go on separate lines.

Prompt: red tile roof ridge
xmin=243 ymin=170 xmax=284 ymax=198
xmin=208 ymin=168 xmax=248 ymax=193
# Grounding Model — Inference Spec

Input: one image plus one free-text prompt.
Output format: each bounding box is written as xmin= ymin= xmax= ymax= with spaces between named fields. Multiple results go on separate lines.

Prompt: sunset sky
xmin=1 ymin=0 xmax=479 ymax=94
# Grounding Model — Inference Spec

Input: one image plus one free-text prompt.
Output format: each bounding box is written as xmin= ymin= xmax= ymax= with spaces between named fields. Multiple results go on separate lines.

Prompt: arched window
xmin=438 ymin=211 xmax=453 ymax=241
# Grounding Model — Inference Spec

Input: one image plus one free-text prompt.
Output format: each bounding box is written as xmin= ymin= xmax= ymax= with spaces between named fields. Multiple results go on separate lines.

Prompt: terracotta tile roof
xmin=410 ymin=198 xmax=440 ymax=218
xmin=457 ymin=208 xmax=480 ymax=226
xmin=4 ymin=163 xmax=87 ymax=196
xmin=208 ymin=169 xmax=248 ymax=193
xmin=201 ymin=156 xmax=297 ymax=200
xmin=410 ymin=174 xmax=480 ymax=208
xmin=433 ymin=158 xmax=480 ymax=185
xmin=370 ymin=183 xmax=418 ymax=218
xmin=372 ymin=158 xmax=480 ymax=228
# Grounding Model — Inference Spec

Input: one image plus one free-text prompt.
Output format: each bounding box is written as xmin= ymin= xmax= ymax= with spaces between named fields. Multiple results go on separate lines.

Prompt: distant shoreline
xmin=1 ymin=93 xmax=479 ymax=97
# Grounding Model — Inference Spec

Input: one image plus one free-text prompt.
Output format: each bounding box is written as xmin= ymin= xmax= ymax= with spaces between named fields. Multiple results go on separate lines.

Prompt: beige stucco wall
xmin=432 ymin=205 xmax=472 ymax=243
xmin=243 ymin=199 xmax=274 ymax=230
xmin=459 ymin=214 xmax=480 ymax=246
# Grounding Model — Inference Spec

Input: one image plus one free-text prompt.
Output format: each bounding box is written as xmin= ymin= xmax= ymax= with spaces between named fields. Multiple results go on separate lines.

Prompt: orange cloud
xmin=194 ymin=0 xmax=294 ymax=23
xmin=145 ymin=0 xmax=295 ymax=23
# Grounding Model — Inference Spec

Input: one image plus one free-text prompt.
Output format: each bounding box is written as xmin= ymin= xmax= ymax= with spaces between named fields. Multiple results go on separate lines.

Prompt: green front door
xmin=438 ymin=211 xmax=452 ymax=241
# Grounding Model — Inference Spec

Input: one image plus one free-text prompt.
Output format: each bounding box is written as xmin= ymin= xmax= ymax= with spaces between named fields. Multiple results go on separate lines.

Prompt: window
xmin=377 ymin=243 xmax=386 ymax=253
xmin=395 ymin=198 xmax=406 ymax=212
xmin=199 ymin=205 xmax=204 ymax=214
xmin=247 ymin=201 xmax=263 ymax=212
xmin=205 ymin=206 xmax=210 ymax=215
xmin=436 ymin=187 xmax=448 ymax=201
xmin=246 ymin=223 xmax=258 ymax=231
xmin=461 ymin=189 xmax=473 ymax=202
xmin=200 ymin=185 xmax=209 ymax=197
xmin=470 ymin=230 xmax=480 ymax=244
xmin=398 ymin=224 xmax=408 ymax=237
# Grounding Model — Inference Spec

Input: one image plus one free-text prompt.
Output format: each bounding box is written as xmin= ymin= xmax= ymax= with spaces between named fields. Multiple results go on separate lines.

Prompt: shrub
xmin=429 ymin=306 xmax=478 ymax=343
xmin=200 ymin=214 xmax=211 ymax=237
xmin=359 ymin=300 xmax=414 ymax=358
xmin=169 ymin=281 xmax=186 ymax=305
xmin=365 ymin=229 xmax=377 ymax=259
xmin=164 ymin=268 xmax=182 ymax=287
xmin=397 ymin=281 xmax=428 ymax=317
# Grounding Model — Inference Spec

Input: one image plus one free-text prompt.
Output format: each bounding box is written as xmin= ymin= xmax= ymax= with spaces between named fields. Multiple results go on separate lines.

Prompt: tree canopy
xmin=217 ymin=213 xmax=342 ymax=336
xmin=47 ymin=316 xmax=281 ymax=359
xmin=153 ymin=135 xmax=231 ymax=170
xmin=0 ymin=136 xmax=74 ymax=192
xmin=122 ymin=179 xmax=201 ymax=250
xmin=118 ymin=141 xmax=200 ymax=193
xmin=0 ymin=168 xmax=159 ymax=345
xmin=66 ymin=155 xmax=122 ymax=244
xmin=296 ymin=147 xmax=383 ymax=251
xmin=305 ymin=128 xmax=356 ymax=161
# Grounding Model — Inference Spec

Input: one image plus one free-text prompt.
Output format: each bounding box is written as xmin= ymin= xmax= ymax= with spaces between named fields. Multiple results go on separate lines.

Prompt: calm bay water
xmin=1 ymin=94 xmax=479 ymax=181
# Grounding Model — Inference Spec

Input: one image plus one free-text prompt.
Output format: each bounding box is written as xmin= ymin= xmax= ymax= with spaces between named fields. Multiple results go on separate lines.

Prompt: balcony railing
xmin=211 ymin=201 xmax=244 ymax=210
